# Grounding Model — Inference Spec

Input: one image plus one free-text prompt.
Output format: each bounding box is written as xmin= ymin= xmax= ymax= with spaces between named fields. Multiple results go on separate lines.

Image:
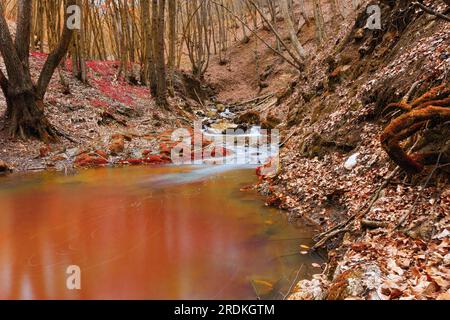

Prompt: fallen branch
xmin=233 ymin=93 xmax=274 ymax=107
xmin=361 ymin=219 xmax=389 ymax=229
xmin=99 ymin=110 xmax=127 ymax=127
xmin=280 ymin=128 xmax=301 ymax=148
xmin=53 ymin=126 xmax=78 ymax=143
xmin=412 ymin=2 xmax=450 ymax=22
xmin=193 ymin=88 xmax=205 ymax=108
xmin=249 ymin=280 xmax=261 ymax=300
xmin=311 ymin=227 xmax=351 ymax=251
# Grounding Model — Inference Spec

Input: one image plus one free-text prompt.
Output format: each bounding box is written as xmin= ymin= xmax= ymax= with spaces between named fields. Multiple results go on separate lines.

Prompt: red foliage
xmin=74 ymin=153 xmax=109 ymax=167
xmin=30 ymin=51 xmax=48 ymax=60
xmin=90 ymin=99 xmax=109 ymax=108
xmin=85 ymin=60 xmax=150 ymax=106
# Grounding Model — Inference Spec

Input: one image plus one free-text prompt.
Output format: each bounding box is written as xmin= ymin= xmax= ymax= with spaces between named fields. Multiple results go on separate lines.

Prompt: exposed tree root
xmin=6 ymin=97 xmax=58 ymax=142
xmin=381 ymin=85 xmax=450 ymax=174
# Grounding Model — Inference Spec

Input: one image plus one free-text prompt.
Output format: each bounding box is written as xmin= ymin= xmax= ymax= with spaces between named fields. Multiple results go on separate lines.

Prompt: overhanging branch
xmin=36 ymin=0 xmax=77 ymax=99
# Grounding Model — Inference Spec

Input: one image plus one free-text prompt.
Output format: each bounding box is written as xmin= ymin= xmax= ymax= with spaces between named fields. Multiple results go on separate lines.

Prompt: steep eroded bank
xmin=255 ymin=0 xmax=450 ymax=300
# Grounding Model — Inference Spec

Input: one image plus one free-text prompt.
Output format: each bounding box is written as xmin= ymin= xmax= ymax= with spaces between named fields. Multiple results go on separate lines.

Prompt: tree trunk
xmin=155 ymin=0 xmax=167 ymax=107
xmin=168 ymin=0 xmax=176 ymax=95
xmin=4 ymin=88 xmax=54 ymax=140
xmin=280 ymin=0 xmax=306 ymax=60
xmin=0 ymin=0 xmax=75 ymax=141
xmin=150 ymin=0 xmax=159 ymax=95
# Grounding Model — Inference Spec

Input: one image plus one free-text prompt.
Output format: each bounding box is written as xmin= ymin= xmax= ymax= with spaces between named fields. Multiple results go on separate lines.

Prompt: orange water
xmin=0 ymin=166 xmax=321 ymax=300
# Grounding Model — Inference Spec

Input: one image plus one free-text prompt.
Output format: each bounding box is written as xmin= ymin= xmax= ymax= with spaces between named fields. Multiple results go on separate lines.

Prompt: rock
xmin=0 ymin=160 xmax=12 ymax=174
xmin=261 ymin=114 xmax=282 ymax=130
xmin=120 ymin=155 xmax=172 ymax=166
xmin=109 ymin=134 xmax=126 ymax=155
xmin=206 ymin=110 xmax=217 ymax=118
xmin=66 ymin=147 xmax=80 ymax=158
xmin=210 ymin=119 xmax=238 ymax=133
xmin=74 ymin=153 xmax=109 ymax=167
xmin=204 ymin=146 xmax=233 ymax=158
xmin=142 ymin=149 xmax=151 ymax=157
xmin=344 ymin=153 xmax=360 ymax=170
xmin=354 ymin=28 xmax=365 ymax=40
xmin=122 ymin=158 xmax=144 ymax=165
xmin=236 ymin=123 xmax=249 ymax=131
xmin=144 ymin=155 xmax=172 ymax=164
xmin=327 ymin=269 xmax=363 ymax=300
xmin=216 ymin=103 xmax=226 ymax=113
xmin=256 ymin=157 xmax=280 ymax=179
xmin=39 ymin=145 xmax=51 ymax=158
xmin=289 ymin=279 xmax=325 ymax=300
xmin=236 ymin=110 xmax=260 ymax=125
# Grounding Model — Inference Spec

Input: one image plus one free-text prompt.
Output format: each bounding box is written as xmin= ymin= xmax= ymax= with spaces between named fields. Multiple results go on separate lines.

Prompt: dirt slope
xmin=256 ymin=0 xmax=450 ymax=300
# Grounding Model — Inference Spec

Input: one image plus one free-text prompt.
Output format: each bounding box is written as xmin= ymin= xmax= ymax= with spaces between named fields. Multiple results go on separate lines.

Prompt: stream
xmin=0 ymin=165 xmax=323 ymax=300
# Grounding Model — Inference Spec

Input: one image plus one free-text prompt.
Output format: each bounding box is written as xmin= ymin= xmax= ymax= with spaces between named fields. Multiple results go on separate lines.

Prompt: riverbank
xmin=255 ymin=0 xmax=450 ymax=300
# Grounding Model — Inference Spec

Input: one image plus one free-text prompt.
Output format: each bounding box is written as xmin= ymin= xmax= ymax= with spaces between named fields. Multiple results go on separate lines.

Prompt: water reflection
xmin=0 ymin=167 xmax=321 ymax=299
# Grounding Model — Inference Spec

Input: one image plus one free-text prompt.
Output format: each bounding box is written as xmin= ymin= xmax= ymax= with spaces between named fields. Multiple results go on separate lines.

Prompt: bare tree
xmin=0 ymin=0 xmax=76 ymax=140
xmin=155 ymin=0 xmax=167 ymax=106
xmin=280 ymin=0 xmax=306 ymax=60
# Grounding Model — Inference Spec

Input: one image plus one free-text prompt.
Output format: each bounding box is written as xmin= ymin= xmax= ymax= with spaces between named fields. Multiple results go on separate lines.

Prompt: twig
xmin=311 ymin=227 xmax=350 ymax=251
xmin=193 ymin=88 xmax=205 ymax=108
xmin=250 ymin=280 xmax=261 ymax=300
xmin=412 ymin=2 xmax=450 ymax=22
xmin=234 ymin=93 xmax=274 ymax=107
xmin=283 ymin=264 xmax=304 ymax=300
xmin=280 ymin=128 xmax=300 ymax=148
xmin=53 ymin=126 xmax=78 ymax=143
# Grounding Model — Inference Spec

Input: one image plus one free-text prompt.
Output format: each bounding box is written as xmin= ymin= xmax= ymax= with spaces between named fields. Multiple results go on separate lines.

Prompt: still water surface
xmin=0 ymin=166 xmax=320 ymax=299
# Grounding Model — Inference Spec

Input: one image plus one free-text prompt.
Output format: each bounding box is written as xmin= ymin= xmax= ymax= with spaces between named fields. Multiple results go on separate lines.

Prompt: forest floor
xmin=0 ymin=54 xmax=215 ymax=172
xmin=0 ymin=0 xmax=449 ymax=300
xmin=253 ymin=0 xmax=449 ymax=300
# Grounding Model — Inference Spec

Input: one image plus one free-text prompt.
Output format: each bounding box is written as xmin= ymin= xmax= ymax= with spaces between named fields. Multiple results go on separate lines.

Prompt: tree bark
xmin=150 ymin=0 xmax=159 ymax=95
xmin=155 ymin=0 xmax=167 ymax=107
xmin=168 ymin=0 xmax=176 ymax=95
xmin=280 ymin=0 xmax=307 ymax=60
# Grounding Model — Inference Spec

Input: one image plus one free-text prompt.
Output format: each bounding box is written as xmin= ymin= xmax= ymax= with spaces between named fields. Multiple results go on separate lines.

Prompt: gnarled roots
xmin=380 ymin=84 xmax=450 ymax=174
